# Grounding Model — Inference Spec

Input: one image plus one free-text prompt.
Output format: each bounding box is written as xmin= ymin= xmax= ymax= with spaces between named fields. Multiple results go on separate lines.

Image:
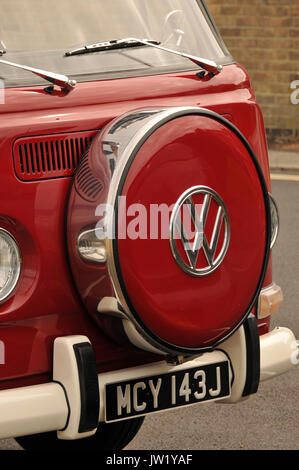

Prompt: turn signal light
xmin=257 ymin=283 xmax=283 ymax=319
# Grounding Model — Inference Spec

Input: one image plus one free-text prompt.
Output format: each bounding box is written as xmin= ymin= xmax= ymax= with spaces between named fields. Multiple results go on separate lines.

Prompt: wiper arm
xmin=65 ymin=37 xmax=222 ymax=76
xmin=0 ymin=58 xmax=77 ymax=93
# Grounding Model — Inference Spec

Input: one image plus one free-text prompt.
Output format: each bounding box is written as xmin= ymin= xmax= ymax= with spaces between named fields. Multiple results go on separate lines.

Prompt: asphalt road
xmin=1 ymin=178 xmax=299 ymax=451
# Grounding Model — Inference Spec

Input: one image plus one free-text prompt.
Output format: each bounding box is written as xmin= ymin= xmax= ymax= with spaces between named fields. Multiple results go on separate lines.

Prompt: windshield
xmin=1 ymin=0 xmax=232 ymax=87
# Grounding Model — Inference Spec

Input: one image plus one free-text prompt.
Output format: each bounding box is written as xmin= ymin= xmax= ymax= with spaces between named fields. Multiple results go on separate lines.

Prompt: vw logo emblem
xmin=169 ymin=186 xmax=231 ymax=277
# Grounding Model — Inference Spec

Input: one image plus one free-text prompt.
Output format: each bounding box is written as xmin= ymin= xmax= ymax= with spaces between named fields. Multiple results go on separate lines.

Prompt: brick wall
xmin=206 ymin=0 xmax=299 ymax=149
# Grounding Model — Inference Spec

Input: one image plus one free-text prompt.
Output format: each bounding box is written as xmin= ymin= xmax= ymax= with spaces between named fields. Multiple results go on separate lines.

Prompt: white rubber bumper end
xmin=260 ymin=327 xmax=298 ymax=382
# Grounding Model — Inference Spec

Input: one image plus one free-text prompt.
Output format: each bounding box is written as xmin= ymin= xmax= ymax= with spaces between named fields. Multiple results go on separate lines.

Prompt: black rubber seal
xmin=112 ymin=108 xmax=272 ymax=355
xmin=242 ymin=315 xmax=261 ymax=396
xmin=73 ymin=342 xmax=100 ymax=433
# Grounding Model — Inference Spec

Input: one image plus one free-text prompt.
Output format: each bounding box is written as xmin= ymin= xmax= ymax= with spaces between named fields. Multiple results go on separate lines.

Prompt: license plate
xmin=105 ymin=360 xmax=230 ymax=422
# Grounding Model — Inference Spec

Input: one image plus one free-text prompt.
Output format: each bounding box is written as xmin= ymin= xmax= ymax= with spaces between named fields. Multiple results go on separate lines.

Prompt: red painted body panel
xmin=0 ymin=63 xmax=272 ymax=388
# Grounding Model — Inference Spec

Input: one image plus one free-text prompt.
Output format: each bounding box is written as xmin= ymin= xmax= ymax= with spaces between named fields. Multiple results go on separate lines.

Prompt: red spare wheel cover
xmin=111 ymin=110 xmax=270 ymax=353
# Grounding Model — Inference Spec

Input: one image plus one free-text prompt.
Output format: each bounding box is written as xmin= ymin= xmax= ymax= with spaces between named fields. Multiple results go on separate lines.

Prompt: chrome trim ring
xmin=268 ymin=193 xmax=279 ymax=249
xmin=0 ymin=228 xmax=21 ymax=302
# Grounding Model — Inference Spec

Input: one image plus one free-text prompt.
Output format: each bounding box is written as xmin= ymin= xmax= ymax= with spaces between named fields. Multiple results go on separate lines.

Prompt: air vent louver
xmin=13 ymin=131 xmax=97 ymax=181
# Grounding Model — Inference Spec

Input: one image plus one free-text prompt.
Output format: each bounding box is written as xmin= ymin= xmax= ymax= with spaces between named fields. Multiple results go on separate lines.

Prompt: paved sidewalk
xmin=269 ymin=150 xmax=299 ymax=172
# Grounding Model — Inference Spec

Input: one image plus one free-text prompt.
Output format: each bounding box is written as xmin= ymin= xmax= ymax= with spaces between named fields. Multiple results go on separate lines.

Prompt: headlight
xmin=269 ymin=193 xmax=279 ymax=249
xmin=0 ymin=229 xmax=21 ymax=301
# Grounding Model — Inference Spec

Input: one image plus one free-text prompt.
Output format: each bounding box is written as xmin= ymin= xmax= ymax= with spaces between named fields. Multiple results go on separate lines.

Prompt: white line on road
xmin=271 ymin=173 xmax=299 ymax=181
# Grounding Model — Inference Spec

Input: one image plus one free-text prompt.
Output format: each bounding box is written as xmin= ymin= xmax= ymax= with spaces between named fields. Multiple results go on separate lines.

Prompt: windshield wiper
xmin=65 ymin=38 xmax=160 ymax=56
xmin=0 ymin=58 xmax=77 ymax=93
xmin=65 ymin=37 xmax=222 ymax=76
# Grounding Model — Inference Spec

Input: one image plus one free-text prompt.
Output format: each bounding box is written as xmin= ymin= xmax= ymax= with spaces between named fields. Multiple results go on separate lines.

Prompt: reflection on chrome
xmin=77 ymin=228 xmax=107 ymax=263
